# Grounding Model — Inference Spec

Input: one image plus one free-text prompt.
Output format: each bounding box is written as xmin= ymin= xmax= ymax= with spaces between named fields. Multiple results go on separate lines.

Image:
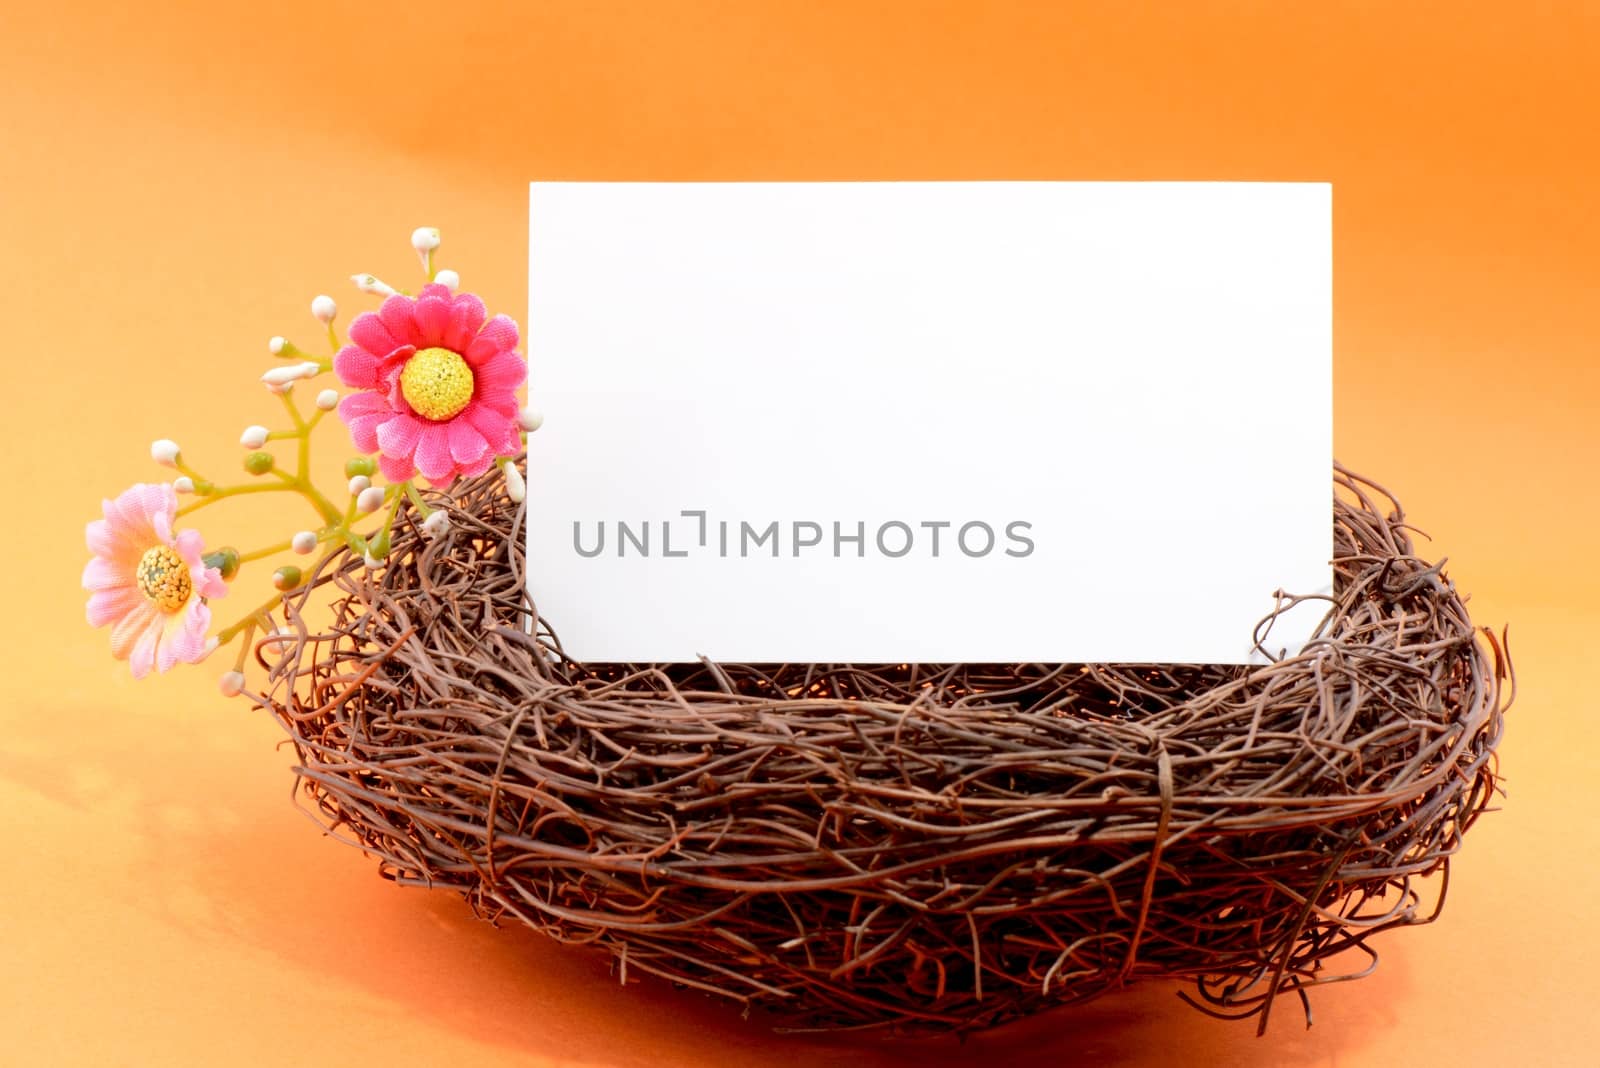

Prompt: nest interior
xmin=260 ymin=464 xmax=1509 ymax=1034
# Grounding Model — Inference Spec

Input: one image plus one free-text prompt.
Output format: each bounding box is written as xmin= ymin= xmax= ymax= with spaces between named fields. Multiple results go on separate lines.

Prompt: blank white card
xmin=526 ymin=182 xmax=1331 ymax=663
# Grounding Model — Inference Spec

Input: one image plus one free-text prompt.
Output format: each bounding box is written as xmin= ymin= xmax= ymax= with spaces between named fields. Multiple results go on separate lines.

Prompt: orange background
xmin=3 ymin=2 xmax=1597 ymax=1065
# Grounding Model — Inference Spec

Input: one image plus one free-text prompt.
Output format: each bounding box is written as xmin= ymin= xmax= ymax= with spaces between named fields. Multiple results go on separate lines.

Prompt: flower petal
xmin=462 ymin=401 xmax=519 ymax=455
xmin=376 ymin=412 xmax=423 ymax=459
xmin=378 ymin=294 xmax=421 ymax=347
xmin=157 ymin=601 xmax=212 ymax=673
xmin=378 ymin=451 xmax=416 ymax=483
xmin=173 ymin=528 xmax=206 ymax=568
xmin=447 ymin=419 xmax=489 ymax=466
xmin=443 ymin=293 xmax=487 ymax=352
xmin=347 ymin=415 xmax=386 ymax=454
xmin=339 ymin=392 xmax=394 ymax=453
xmin=109 ymin=601 xmax=158 ymax=661
xmin=83 ymin=556 xmax=136 ymax=591
xmin=87 ymin=586 xmax=143 ymax=628
xmin=194 ymin=565 xmax=227 ymax=601
xmin=334 ymin=343 xmax=381 ymax=388
xmin=457 ymin=450 xmax=495 ymax=479
xmin=128 ymin=483 xmax=177 ymax=532
xmin=104 ymin=488 xmax=160 ymax=546
xmin=87 ymin=516 xmax=143 ymax=563
xmin=128 ymin=611 xmax=165 ymax=679
xmin=475 ymin=391 xmax=519 ymax=419
xmin=339 ymin=389 xmax=392 ymax=417
xmin=414 ymin=295 xmax=451 ymax=345
xmin=414 ymin=423 xmax=456 ymax=483
xmin=465 ymin=315 xmax=519 ymax=365
xmin=348 ymin=312 xmax=402 ymax=361
xmin=475 ymin=351 xmax=527 ymax=392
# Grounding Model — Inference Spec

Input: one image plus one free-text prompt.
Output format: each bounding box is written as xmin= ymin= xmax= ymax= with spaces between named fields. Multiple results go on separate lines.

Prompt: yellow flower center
xmin=136 ymin=545 xmax=192 ymax=613
xmin=400 ymin=346 xmax=475 ymax=421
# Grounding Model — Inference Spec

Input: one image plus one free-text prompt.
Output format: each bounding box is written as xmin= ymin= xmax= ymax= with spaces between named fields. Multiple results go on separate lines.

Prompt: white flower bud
xmin=421 ymin=510 xmax=450 ymax=539
xmin=411 ymin=226 xmax=441 ymax=253
xmin=356 ymin=485 xmax=386 ymax=514
xmin=291 ymin=531 xmax=318 ymax=555
xmin=311 ymin=294 xmax=337 ymax=324
xmin=350 ymin=273 xmax=398 ymax=298
xmin=364 ymin=551 xmax=383 ymax=569
xmin=433 ymin=268 xmax=460 ymax=289
xmin=260 ymin=362 xmax=322 ymax=389
xmin=173 ymin=476 xmax=195 ymax=494
xmin=517 ymin=407 xmax=544 ymax=433
xmin=348 ymin=474 xmax=371 ymax=496
xmin=151 ymin=439 xmax=181 ymax=467
xmin=315 ymin=388 xmax=339 ymax=411
xmin=240 ymin=425 xmax=269 ymax=448
xmin=502 ymin=459 xmax=526 ymax=504
xmin=268 ymin=335 xmax=287 ymax=355
xmin=218 ymin=671 xmax=246 ymax=698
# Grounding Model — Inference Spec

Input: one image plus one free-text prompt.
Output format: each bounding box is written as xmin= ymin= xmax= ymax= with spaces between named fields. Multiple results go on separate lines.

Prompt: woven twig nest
xmin=259 ymin=463 xmax=1509 ymax=1034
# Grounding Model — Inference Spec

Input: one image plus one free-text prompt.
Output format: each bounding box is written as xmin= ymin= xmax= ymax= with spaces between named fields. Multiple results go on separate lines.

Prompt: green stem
xmin=230 ymin=623 xmax=255 ymax=670
xmin=279 ymin=390 xmax=306 ymax=432
xmin=177 ymin=482 xmax=293 ymax=516
xmin=216 ymin=590 xmax=286 ymax=644
xmin=403 ymin=480 xmax=432 ymax=517
xmin=237 ymin=539 xmax=294 ymax=564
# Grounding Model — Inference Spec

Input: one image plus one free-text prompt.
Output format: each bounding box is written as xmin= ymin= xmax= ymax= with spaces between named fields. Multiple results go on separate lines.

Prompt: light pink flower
xmin=84 ymin=483 xmax=227 ymax=678
xmin=334 ymin=283 xmax=525 ymax=485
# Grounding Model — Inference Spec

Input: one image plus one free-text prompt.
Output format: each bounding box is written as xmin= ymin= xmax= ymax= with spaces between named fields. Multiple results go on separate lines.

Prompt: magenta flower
xmin=334 ymin=283 xmax=525 ymax=485
xmin=84 ymin=483 xmax=227 ymax=678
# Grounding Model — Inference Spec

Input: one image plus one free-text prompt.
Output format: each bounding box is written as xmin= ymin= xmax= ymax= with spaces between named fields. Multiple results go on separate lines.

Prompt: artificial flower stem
xmin=213 ymin=544 xmax=336 ymax=645
xmin=298 ymin=483 xmax=342 ymax=526
xmin=279 ymin=389 xmax=307 ymax=432
xmin=230 ymin=622 xmax=255 ymax=671
xmin=216 ymin=592 xmax=287 ymax=644
xmin=296 ymin=411 xmax=313 ymax=477
xmin=174 ymin=476 xmax=340 ymax=527
xmin=237 ymin=539 xmax=296 ymax=564
xmin=384 ymin=483 xmax=405 ymax=531
xmin=367 ymin=485 xmax=405 ymax=559
xmin=403 ymin=481 xmax=433 ymax=517
xmin=174 ymin=457 xmax=207 ymax=483
xmin=176 ymin=481 xmax=297 ymax=516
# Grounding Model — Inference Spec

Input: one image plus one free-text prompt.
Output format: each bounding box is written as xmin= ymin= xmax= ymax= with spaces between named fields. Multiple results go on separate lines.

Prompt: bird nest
xmin=257 ymin=463 xmax=1510 ymax=1034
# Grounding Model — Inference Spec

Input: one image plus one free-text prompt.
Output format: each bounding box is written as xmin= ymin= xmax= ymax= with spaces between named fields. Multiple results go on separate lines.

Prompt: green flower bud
xmin=345 ymin=457 xmax=376 ymax=478
xmin=244 ymin=451 xmax=275 ymax=475
xmin=272 ymin=565 xmax=303 ymax=592
xmin=204 ymin=546 xmax=240 ymax=581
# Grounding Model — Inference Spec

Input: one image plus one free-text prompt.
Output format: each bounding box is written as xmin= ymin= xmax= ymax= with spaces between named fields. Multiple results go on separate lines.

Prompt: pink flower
xmin=334 ymin=283 xmax=525 ymax=485
xmin=83 ymin=483 xmax=227 ymax=678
